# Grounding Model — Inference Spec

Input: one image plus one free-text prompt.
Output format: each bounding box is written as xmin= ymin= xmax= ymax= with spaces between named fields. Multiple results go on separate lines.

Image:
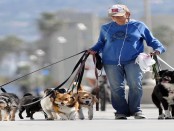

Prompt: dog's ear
xmin=57 ymin=88 xmax=66 ymax=94
xmin=50 ymin=97 xmax=54 ymax=102
xmin=0 ymin=87 xmax=6 ymax=93
xmin=163 ymin=96 xmax=169 ymax=101
xmin=92 ymin=95 xmax=99 ymax=103
xmin=50 ymin=90 xmax=57 ymax=97
xmin=72 ymin=93 xmax=79 ymax=101
xmin=158 ymin=70 xmax=168 ymax=77
xmin=68 ymin=91 xmax=73 ymax=95
xmin=78 ymin=85 xmax=84 ymax=92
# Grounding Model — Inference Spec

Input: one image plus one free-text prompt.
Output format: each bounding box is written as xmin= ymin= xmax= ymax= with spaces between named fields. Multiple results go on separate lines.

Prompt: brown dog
xmin=76 ymin=85 xmax=98 ymax=120
xmin=52 ymin=91 xmax=79 ymax=120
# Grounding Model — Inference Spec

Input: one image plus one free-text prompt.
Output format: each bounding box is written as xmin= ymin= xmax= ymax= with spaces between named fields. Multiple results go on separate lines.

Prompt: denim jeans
xmin=104 ymin=61 xmax=143 ymax=116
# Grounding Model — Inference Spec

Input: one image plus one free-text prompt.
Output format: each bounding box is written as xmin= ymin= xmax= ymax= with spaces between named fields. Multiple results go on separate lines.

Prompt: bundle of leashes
xmin=0 ymin=50 xmax=103 ymax=111
xmin=0 ymin=50 xmax=88 ymax=106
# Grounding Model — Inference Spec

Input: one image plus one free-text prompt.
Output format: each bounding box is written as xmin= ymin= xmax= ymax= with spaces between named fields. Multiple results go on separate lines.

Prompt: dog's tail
xmin=0 ymin=87 xmax=7 ymax=93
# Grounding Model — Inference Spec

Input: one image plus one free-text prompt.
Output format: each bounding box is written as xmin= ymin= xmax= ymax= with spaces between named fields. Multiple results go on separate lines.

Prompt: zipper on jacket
xmin=117 ymin=23 xmax=129 ymax=66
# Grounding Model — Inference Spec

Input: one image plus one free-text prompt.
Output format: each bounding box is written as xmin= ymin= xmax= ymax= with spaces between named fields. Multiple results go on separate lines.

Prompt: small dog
xmin=0 ymin=88 xmax=19 ymax=121
xmin=18 ymin=93 xmax=46 ymax=120
xmin=40 ymin=88 xmax=66 ymax=120
xmin=40 ymin=88 xmax=57 ymax=120
xmin=152 ymin=70 xmax=174 ymax=119
xmin=52 ymin=91 xmax=79 ymax=120
xmin=75 ymin=85 xmax=98 ymax=120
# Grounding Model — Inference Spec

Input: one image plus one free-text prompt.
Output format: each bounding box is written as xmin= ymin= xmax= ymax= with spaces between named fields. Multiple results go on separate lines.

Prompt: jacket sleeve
xmin=91 ymin=26 xmax=106 ymax=53
xmin=140 ymin=22 xmax=166 ymax=54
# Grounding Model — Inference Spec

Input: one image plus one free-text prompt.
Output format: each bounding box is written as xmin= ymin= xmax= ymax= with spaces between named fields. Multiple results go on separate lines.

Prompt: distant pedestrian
xmin=88 ymin=4 xmax=165 ymax=119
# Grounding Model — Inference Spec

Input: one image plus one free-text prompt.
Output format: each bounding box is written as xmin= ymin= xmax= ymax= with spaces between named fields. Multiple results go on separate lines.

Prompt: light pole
xmin=29 ymin=49 xmax=45 ymax=96
xmin=57 ymin=36 xmax=67 ymax=82
xmin=77 ymin=23 xmax=87 ymax=52
xmin=143 ymin=0 xmax=155 ymax=85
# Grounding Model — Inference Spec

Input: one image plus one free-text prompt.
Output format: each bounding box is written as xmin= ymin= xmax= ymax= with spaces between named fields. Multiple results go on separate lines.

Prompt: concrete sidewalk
xmin=1 ymin=104 xmax=174 ymax=131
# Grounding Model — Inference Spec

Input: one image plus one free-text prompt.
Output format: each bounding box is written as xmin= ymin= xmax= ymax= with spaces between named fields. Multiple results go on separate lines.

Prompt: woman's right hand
xmin=87 ymin=49 xmax=97 ymax=55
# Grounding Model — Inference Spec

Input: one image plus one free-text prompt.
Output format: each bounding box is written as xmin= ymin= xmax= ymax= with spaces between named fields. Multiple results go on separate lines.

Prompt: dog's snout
xmin=85 ymin=101 xmax=90 ymax=104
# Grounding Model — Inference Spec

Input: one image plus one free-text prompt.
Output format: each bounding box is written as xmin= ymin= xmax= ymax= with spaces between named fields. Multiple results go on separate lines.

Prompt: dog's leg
xmin=78 ymin=108 xmax=85 ymax=120
xmin=0 ymin=112 xmax=1 ymax=121
xmin=43 ymin=110 xmax=54 ymax=120
xmin=10 ymin=108 xmax=17 ymax=121
xmin=152 ymin=94 xmax=164 ymax=119
xmin=171 ymin=106 xmax=174 ymax=119
xmin=58 ymin=113 xmax=68 ymax=120
xmin=69 ymin=111 xmax=77 ymax=120
xmin=18 ymin=107 xmax=25 ymax=119
xmin=26 ymin=109 xmax=31 ymax=118
xmin=3 ymin=110 xmax=10 ymax=121
xmin=52 ymin=112 xmax=58 ymax=120
xmin=43 ymin=111 xmax=48 ymax=119
xmin=161 ymin=99 xmax=172 ymax=119
xmin=88 ymin=106 xmax=93 ymax=120
xmin=30 ymin=111 xmax=35 ymax=120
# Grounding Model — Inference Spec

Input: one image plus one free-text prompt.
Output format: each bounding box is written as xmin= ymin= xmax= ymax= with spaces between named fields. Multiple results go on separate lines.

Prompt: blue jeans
xmin=104 ymin=61 xmax=143 ymax=116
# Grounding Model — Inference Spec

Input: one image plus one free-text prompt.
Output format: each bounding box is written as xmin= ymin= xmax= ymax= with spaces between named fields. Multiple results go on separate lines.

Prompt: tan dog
xmin=52 ymin=91 xmax=79 ymax=120
xmin=76 ymin=85 xmax=98 ymax=120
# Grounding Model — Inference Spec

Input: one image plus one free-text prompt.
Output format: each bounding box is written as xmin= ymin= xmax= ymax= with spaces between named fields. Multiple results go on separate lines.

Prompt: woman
xmin=88 ymin=4 xmax=165 ymax=119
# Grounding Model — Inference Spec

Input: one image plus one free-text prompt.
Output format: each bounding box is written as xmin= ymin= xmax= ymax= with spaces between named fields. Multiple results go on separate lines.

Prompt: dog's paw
xmin=46 ymin=118 xmax=54 ymax=120
xmin=79 ymin=117 xmax=85 ymax=120
xmin=30 ymin=117 xmax=34 ymax=120
xmin=69 ymin=118 xmax=76 ymax=120
xmin=165 ymin=117 xmax=172 ymax=119
xmin=88 ymin=115 xmax=93 ymax=120
xmin=60 ymin=118 xmax=68 ymax=120
xmin=78 ymin=114 xmax=85 ymax=120
xmin=10 ymin=118 xmax=15 ymax=121
xmin=158 ymin=114 xmax=165 ymax=119
xmin=165 ymin=111 xmax=172 ymax=119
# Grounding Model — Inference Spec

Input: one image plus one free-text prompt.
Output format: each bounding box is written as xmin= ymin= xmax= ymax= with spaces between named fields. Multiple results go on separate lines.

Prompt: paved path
xmin=1 ymin=104 xmax=174 ymax=131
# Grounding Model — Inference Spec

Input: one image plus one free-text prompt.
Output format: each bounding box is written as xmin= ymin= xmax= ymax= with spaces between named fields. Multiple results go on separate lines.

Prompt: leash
xmin=152 ymin=55 xmax=174 ymax=84
xmin=0 ymin=50 xmax=86 ymax=89
xmin=20 ymin=51 xmax=89 ymax=107
xmin=157 ymin=56 xmax=174 ymax=70
xmin=152 ymin=55 xmax=161 ymax=84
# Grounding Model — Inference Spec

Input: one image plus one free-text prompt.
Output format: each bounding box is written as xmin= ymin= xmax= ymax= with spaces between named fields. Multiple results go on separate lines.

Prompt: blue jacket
xmin=91 ymin=20 xmax=166 ymax=65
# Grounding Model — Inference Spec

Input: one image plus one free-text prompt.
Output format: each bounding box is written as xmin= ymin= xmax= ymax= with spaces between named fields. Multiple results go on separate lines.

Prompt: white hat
xmin=108 ymin=4 xmax=128 ymax=17
xmin=135 ymin=53 xmax=156 ymax=73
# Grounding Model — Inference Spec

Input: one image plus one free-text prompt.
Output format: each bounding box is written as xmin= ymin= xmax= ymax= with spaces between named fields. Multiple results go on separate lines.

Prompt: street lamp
xmin=77 ymin=23 xmax=87 ymax=31
xmin=57 ymin=36 xmax=67 ymax=44
xmin=77 ymin=23 xmax=87 ymax=52
xmin=143 ymin=0 xmax=155 ymax=85
xmin=57 ymin=36 xmax=67 ymax=83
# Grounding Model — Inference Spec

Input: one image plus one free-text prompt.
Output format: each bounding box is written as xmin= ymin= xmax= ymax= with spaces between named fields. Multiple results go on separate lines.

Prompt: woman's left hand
xmin=150 ymin=50 xmax=160 ymax=56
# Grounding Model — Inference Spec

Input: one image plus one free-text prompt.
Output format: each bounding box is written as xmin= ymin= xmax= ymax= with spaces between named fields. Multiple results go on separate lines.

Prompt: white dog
xmin=40 ymin=89 xmax=58 ymax=120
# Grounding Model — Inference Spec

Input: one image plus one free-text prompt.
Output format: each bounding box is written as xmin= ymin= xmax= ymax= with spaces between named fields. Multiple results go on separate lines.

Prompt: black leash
xmin=0 ymin=50 xmax=86 ymax=89
xmin=20 ymin=51 xmax=90 ymax=107
xmin=152 ymin=55 xmax=162 ymax=84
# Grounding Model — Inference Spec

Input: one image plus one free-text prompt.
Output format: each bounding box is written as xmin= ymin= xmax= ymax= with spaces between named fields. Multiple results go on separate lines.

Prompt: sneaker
xmin=134 ymin=112 xmax=146 ymax=119
xmin=115 ymin=113 xmax=127 ymax=120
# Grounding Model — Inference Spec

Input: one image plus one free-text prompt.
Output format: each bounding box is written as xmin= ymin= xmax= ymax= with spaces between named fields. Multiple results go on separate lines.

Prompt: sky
xmin=0 ymin=0 xmax=171 ymax=42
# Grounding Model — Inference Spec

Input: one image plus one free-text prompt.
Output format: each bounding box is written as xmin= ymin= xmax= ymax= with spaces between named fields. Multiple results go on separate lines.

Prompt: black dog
xmin=18 ymin=93 xmax=47 ymax=120
xmin=152 ymin=70 xmax=174 ymax=119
